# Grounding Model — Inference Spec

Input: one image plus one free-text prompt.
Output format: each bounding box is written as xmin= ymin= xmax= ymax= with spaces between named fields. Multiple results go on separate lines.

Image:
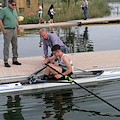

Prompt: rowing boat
xmin=0 ymin=69 xmax=120 ymax=93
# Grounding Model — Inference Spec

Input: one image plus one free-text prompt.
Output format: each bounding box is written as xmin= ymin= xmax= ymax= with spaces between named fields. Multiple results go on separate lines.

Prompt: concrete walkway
xmin=1 ymin=50 xmax=120 ymax=80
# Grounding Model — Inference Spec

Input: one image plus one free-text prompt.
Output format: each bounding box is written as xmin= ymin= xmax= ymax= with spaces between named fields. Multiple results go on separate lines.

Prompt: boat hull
xmin=0 ymin=70 xmax=120 ymax=93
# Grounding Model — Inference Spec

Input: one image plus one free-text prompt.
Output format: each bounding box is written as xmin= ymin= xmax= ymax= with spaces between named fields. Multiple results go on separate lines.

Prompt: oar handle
xmin=65 ymin=76 xmax=74 ymax=82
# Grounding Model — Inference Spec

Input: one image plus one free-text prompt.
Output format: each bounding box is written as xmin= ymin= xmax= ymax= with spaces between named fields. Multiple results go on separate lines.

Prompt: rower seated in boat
xmin=42 ymin=44 xmax=74 ymax=80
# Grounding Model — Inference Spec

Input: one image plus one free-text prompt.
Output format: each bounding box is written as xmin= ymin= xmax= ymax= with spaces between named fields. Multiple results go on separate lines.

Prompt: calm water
xmin=0 ymin=80 xmax=120 ymax=120
xmin=107 ymin=2 xmax=120 ymax=17
xmin=0 ymin=1 xmax=120 ymax=120
xmin=0 ymin=24 xmax=120 ymax=59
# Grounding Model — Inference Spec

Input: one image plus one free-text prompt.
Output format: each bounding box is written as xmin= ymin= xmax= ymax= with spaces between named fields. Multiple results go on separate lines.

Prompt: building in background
xmin=16 ymin=0 xmax=39 ymax=13
xmin=1 ymin=0 xmax=39 ymax=13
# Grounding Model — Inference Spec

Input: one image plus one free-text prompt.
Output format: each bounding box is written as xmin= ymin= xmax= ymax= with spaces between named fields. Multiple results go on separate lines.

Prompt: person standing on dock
xmin=0 ymin=0 xmax=21 ymax=67
xmin=39 ymin=29 xmax=67 ymax=59
xmin=38 ymin=3 xmax=46 ymax=24
xmin=82 ymin=0 xmax=88 ymax=20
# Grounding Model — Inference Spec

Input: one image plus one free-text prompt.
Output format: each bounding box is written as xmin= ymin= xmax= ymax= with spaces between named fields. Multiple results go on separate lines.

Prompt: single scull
xmin=0 ymin=69 xmax=120 ymax=94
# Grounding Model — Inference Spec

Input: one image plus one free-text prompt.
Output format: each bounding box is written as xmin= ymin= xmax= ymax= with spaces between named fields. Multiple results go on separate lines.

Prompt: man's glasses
xmin=11 ymin=3 xmax=16 ymax=6
xmin=52 ymin=51 xmax=58 ymax=55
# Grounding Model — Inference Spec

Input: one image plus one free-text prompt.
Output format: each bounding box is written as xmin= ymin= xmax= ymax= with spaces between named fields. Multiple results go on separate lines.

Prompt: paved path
xmin=0 ymin=50 xmax=120 ymax=79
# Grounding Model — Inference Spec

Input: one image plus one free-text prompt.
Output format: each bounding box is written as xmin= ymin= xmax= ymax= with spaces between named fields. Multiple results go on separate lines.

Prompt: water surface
xmin=0 ymin=80 xmax=120 ymax=120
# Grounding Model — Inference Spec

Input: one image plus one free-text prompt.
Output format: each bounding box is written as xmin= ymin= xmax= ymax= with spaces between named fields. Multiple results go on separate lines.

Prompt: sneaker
xmin=4 ymin=63 xmax=11 ymax=67
xmin=84 ymin=18 xmax=87 ymax=20
xmin=41 ymin=75 xmax=49 ymax=80
xmin=13 ymin=61 xmax=21 ymax=65
xmin=29 ymin=78 xmax=36 ymax=84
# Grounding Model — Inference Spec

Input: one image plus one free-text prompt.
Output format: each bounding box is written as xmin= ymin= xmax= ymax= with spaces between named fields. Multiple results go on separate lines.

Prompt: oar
xmin=45 ymin=63 xmax=120 ymax=112
xmin=30 ymin=62 xmax=50 ymax=77
xmin=32 ymin=66 xmax=47 ymax=75
xmin=28 ymin=62 xmax=50 ymax=83
xmin=28 ymin=66 xmax=47 ymax=84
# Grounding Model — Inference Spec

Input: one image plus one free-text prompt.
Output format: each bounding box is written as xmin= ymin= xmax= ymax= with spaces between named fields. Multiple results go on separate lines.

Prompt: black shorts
xmin=50 ymin=14 xmax=53 ymax=19
xmin=58 ymin=68 xmax=73 ymax=80
xmin=62 ymin=68 xmax=73 ymax=76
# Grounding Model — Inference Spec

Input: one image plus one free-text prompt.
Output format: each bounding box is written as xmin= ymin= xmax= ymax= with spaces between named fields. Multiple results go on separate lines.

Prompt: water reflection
xmin=38 ymin=26 xmax=94 ymax=53
xmin=107 ymin=2 xmax=120 ymax=17
xmin=1 ymin=24 xmax=120 ymax=59
xmin=2 ymin=83 xmax=120 ymax=120
xmin=3 ymin=95 xmax=24 ymax=120
xmin=41 ymin=26 xmax=94 ymax=53
xmin=39 ymin=26 xmax=93 ymax=53
xmin=49 ymin=27 xmax=54 ymax=33
xmin=59 ymin=27 xmax=93 ymax=53
xmin=42 ymin=90 xmax=73 ymax=120
xmin=17 ymin=26 xmax=94 ymax=57
xmin=3 ymin=90 xmax=72 ymax=120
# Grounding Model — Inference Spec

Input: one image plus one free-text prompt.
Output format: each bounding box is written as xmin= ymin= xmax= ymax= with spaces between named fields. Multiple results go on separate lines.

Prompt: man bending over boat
xmin=42 ymin=45 xmax=73 ymax=80
xmin=39 ymin=29 xmax=67 ymax=59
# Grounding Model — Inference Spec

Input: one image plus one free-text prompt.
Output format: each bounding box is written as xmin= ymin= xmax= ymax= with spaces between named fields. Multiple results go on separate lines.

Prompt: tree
xmin=75 ymin=0 xmax=78 ymax=6
xmin=68 ymin=0 xmax=70 ymax=6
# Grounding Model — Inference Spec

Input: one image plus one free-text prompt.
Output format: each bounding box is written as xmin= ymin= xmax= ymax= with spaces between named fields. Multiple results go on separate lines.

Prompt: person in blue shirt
xmin=39 ymin=29 xmax=67 ymax=59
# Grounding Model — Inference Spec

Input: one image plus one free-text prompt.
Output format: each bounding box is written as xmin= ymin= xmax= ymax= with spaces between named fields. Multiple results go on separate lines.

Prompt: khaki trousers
xmin=3 ymin=28 xmax=18 ymax=63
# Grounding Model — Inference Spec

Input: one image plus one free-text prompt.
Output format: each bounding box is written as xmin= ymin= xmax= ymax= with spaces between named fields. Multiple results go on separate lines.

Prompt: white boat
xmin=0 ymin=70 xmax=120 ymax=94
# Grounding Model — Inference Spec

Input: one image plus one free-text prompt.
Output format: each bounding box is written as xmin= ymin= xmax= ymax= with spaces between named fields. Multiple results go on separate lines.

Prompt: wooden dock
xmin=1 ymin=50 xmax=120 ymax=83
xmin=19 ymin=17 xmax=120 ymax=29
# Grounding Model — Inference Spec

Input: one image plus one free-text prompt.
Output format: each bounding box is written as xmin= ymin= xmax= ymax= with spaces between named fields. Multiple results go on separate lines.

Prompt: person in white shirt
xmin=82 ymin=0 xmax=88 ymax=20
xmin=42 ymin=44 xmax=73 ymax=80
xmin=38 ymin=3 xmax=46 ymax=24
xmin=48 ymin=4 xmax=56 ymax=23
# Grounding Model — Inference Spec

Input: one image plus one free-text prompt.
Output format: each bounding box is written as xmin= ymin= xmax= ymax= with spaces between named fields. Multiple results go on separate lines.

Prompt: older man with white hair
xmin=39 ymin=29 xmax=67 ymax=59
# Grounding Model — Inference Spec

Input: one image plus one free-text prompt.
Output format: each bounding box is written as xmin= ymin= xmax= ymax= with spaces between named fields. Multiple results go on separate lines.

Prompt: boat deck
xmin=1 ymin=50 xmax=120 ymax=81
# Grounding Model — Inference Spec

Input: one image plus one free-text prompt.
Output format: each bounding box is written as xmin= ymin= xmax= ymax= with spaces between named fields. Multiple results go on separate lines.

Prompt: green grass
xmin=19 ymin=0 xmax=110 ymax=24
